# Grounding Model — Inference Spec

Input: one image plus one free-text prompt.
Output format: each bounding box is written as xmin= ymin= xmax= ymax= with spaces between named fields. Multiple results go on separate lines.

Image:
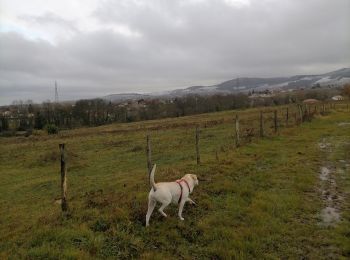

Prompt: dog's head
xmin=185 ymin=174 xmax=199 ymax=186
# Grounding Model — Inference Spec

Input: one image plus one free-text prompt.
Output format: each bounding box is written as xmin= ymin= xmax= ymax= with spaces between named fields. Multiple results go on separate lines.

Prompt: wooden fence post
xmin=59 ymin=144 xmax=68 ymax=212
xmin=322 ymin=103 xmax=325 ymax=114
xmin=259 ymin=111 xmax=264 ymax=138
xmin=304 ymin=105 xmax=309 ymax=122
xmin=235 ymin=114 xmax=240 ymax=147
xmin=285 ymin=107 xmax=289 ymax=127
xmin=195 ymin=126 xmax=200 ymax=165
xmin=146 ymin=134 xmax=152 ymax=176
xmin=274 ymin=110 xmax=278 ymax=133
xmin=298 ymin=104 xmax=303 ymax=124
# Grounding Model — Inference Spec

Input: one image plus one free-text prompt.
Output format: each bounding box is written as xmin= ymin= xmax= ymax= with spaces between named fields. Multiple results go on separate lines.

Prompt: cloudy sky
xmin=0 ymin=0 xmax=349 ymax=105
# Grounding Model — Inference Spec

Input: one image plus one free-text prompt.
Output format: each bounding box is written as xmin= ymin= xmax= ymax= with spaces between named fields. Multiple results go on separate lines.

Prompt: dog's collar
xmin=176 ymin=179 xmax=191 ymax=193
xmin=176 ymin=179 xmax=192 ymax=204
xmin=181 ymin=179 xmax=191 ymax=193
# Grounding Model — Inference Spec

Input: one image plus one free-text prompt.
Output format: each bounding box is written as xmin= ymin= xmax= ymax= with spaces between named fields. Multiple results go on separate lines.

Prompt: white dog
xmin=146 ymin=164 xmax=199 ymax=226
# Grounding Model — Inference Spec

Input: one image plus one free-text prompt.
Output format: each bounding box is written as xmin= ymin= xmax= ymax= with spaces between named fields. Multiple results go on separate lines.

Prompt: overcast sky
xmin=0 ymin=0 xmax=349 ymax=105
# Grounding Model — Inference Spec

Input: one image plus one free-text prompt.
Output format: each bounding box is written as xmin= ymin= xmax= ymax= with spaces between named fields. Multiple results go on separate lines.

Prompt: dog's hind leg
xmin=146 ymin=199 xmax=156 ymax=227
xmin=178 ymin=200 xmax=186 ymax=220
xmin=158 ymin=201 xmax=170 ymax=217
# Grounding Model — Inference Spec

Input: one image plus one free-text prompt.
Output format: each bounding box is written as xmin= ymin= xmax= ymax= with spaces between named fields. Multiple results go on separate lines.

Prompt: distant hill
xmin=102 ymin=68 xmax=350 ymax=102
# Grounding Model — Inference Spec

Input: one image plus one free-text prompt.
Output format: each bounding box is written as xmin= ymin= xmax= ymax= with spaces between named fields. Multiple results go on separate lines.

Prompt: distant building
xmin=303 ymin=99 xmax=319 ymax=104
xmin=2 ymin=111 xmax=12 ymax=117
xmin=331 ymin=95 xmax=344 ymax=101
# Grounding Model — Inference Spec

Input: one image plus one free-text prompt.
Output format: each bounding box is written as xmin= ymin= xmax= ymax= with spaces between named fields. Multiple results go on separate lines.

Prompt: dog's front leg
xmin=178 ymin=200 xmax=186 ymax=220
xmin=186 ymin=198 xmax=196 ymax=205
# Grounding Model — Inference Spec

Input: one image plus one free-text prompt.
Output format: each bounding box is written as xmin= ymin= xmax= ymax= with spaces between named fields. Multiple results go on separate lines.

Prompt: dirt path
xmin=318 ymin=138 xmax=343 ymax=226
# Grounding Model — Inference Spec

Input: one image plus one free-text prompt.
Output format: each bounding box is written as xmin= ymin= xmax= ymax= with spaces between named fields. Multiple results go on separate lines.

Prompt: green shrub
xmin=45 ymin=124 xmax=59 ymax=135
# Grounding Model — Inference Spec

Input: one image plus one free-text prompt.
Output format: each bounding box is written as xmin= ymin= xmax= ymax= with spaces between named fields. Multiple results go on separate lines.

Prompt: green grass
xmin=0 ymin=105 xmax=349 ymax=259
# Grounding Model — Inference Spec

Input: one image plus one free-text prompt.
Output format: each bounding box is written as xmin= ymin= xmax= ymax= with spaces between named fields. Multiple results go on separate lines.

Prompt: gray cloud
xmin=19 ymin=11 xmax=78 ymax=34
xmin=0 ymin=0 xmax=349 ymax=105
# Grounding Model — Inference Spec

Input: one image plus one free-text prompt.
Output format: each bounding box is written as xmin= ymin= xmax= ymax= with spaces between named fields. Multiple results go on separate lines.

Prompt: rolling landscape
xmin=1 ymin=0 xmax=349 ymax=259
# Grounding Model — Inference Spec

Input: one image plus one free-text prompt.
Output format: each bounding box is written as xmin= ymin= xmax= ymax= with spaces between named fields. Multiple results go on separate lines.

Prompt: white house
xmin=331 ymin=95 xmax=344 ymax=101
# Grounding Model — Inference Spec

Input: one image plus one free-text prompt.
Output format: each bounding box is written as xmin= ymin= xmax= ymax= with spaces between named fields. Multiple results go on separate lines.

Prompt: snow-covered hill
xmin=102 ymin=68 xmax=350 ymax=102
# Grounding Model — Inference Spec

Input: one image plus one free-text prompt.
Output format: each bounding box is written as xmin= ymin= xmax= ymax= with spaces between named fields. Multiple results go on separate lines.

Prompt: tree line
xmin=0 ymin=87 xmax=345 ymax=133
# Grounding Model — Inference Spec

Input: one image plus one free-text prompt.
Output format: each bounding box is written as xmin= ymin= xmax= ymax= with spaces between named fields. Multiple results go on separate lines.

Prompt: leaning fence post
xmin=259 ymin=111 xmax=264 ymax=137
xmin=195 ymin=126 xmax=200 ymax=165
xmin=285 ymin=107 xmax=289 ymax=127
xmin=146 ymin=134 xmax=152 ymax=177
xmin=59 ymin=144 xmax=68 ymax=212
xmin=274 ymin=110 xmax=278 ymax=133
xmin=235 ymin=114 xmax=240 ymax=147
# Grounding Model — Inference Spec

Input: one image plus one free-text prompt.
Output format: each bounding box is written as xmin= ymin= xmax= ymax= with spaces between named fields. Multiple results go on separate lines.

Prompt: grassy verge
xmin=0 ymin=107 xmax=349 ymax=259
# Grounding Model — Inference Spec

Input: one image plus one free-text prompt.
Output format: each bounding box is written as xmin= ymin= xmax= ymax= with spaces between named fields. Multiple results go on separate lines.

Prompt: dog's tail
xmin=149 ymin=164 xmax=157 ymax=191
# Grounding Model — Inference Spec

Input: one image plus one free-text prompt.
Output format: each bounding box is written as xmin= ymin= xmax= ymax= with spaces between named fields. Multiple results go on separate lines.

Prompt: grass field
xmin=0 ymin=105 xmax=349 ymax=259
